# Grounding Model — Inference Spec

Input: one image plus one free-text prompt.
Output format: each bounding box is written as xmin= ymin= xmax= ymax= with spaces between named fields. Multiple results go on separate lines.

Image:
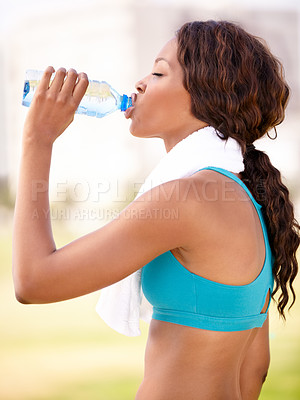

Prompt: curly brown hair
xmin=176 ymin=20 xmax=299 ymax=318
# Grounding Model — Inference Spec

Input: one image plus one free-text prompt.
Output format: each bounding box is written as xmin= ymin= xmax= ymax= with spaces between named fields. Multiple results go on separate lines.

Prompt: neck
xmin=163 ymin=122 xmax=209 ymax=153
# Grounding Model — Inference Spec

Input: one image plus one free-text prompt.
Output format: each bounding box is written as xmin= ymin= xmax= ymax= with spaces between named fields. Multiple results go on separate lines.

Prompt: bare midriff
xmin=135 ymin=319 xmax=258 ymax=400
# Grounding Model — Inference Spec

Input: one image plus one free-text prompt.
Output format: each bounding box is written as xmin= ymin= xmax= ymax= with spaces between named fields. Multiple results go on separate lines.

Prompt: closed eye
xmin=152 ymin=73 xmax=163 ymax=77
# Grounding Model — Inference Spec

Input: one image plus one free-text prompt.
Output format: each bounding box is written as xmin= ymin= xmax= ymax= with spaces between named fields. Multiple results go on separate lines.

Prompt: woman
xmin=13 ymin=20 xmax=299 ymax=399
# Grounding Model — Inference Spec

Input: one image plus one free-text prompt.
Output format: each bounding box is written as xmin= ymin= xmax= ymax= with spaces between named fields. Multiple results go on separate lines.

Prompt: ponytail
xmin=241 ymin=146 xmax=300 ymax=318
xmin=176 ymin=20 xmax=300 ymax=317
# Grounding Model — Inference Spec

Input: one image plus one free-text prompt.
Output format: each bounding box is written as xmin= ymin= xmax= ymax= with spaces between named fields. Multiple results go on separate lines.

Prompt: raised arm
xmin=12 ymin=67 xmax=198 ymax=304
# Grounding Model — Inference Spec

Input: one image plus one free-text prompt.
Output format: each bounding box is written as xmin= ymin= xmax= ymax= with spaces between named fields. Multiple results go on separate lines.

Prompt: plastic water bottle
xmin=22 ymin=69 xmax=132 ymax=118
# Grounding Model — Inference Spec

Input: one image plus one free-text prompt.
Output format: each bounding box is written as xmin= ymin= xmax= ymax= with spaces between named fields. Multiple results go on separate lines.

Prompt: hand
xmin=23 ymin=66 xmax=89 ymax=146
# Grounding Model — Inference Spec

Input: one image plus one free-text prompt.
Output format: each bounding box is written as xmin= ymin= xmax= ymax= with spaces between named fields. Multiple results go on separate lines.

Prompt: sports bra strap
xmin=197 ymin=166 xmax=262 ymax=209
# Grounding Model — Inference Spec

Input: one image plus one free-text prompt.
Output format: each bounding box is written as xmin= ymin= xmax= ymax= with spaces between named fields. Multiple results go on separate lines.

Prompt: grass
xmin=1 ymin=215 xmax=300 ymax=399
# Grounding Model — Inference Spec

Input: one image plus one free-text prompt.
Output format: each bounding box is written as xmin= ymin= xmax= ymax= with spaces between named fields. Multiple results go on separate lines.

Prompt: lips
xmin=124 ymin=92 xmax=137 ymax=119
xmin=125 ymin=106 xmax=134 ymax=119
xmin=131 ymin=93 xmax=137 ymax=105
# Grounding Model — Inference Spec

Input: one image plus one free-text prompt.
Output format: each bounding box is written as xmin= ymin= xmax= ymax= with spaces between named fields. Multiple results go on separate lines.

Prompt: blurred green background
xmin=0 ymin=214 xmax=299 ymax=400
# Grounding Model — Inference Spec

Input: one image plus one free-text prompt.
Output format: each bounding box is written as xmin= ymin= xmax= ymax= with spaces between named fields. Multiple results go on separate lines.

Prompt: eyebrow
xmin=154 ymin=57 xmax=170 ymax=65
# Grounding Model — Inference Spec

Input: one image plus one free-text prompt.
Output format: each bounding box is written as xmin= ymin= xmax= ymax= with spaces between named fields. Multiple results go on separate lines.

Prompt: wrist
xmin=22 ymin=129 xmax=55 ymax=150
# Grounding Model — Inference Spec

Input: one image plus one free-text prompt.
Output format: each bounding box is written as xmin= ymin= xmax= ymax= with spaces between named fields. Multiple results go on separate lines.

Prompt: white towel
xmin=96 ymin=126 xmax=244 ymax=336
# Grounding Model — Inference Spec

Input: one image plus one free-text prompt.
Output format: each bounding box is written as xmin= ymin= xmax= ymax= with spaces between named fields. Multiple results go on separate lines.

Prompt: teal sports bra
xmin=141 ymin=167 xmax=274 ymax=332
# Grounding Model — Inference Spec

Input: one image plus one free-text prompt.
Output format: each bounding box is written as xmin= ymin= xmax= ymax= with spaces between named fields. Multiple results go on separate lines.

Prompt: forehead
xmin=155 ymin=37 xmax=178 ymax=66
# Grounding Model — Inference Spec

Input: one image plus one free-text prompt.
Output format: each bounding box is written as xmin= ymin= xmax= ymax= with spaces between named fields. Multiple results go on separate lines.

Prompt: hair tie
xmin=246 ymin=143 xmax=256 ymax=152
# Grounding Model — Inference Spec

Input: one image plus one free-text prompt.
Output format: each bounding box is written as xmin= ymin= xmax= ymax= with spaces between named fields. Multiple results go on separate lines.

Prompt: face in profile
xmin=127 ymin=38 xmax=204 ymax=147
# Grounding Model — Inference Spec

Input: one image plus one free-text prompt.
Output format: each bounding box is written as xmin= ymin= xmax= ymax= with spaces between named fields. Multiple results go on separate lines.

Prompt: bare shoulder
xmin=133 ymin=169 xmax=252 ymax=234
xmin=182 ymin=169 xmax=250 ymax=203
xmin=129 ymin=174 xmax=219 ymax=236
xmin=127 ymin=170 xmax=251 ymax=252
xmin=172 ymin=169 xmax=252 ymax=228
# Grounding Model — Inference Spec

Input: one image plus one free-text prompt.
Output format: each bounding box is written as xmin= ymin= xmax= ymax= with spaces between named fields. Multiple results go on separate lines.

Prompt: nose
xmin=135 ymin=78 xmax=147 ymax=94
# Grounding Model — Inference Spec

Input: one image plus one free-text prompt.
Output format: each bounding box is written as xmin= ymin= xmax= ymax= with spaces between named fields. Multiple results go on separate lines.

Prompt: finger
xmin=60 ymin=68 xmax=78 ymax=96
xmin=38 ymin=66 xmax=55 ymax=92
xmin=72 ymin=72 xmax=89 ymax=105
xmin=49 ymin=67 xmax=67 ymax=93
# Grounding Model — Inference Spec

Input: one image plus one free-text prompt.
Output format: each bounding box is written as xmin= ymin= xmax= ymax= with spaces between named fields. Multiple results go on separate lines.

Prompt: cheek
xmin=129 ymin=91 xmax=165 ymax=134
xmin=129 ymin=84 xmax=192 ymax=136
xmin=148 ymin=86 xmax=189 ymax=122
xmin=156 ymin=90 xmax=192 ymax=125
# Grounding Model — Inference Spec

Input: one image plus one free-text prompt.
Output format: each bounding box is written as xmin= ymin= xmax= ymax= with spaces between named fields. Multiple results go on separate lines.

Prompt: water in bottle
xmin=22 ymin=69 xmax=132 ymax=118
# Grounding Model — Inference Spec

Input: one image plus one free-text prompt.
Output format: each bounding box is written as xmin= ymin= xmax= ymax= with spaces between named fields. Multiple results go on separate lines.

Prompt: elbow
xmin=13 ymin=277 xmax=35 ymax=304
xmin=12 ymin=251 xmax=56 ymax=304
xmin=14 ymin=282 xmax=49 ymax=304
xmin=13 ymin=255 xmax=57 ymax=304
xmin=13 ymin=266 xmax=38 ymax=304
xmin=15 ymin=290 xmax=33 ymax=304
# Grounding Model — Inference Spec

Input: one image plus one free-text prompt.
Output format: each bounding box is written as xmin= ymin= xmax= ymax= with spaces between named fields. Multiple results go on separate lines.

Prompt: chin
xmin=129 ymin=120 xmax=163 ymax=139
xmin=129 ymin=124 xmax=150 ymax=139
xmin=130 ymin=130 xmax=161 ymax=140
